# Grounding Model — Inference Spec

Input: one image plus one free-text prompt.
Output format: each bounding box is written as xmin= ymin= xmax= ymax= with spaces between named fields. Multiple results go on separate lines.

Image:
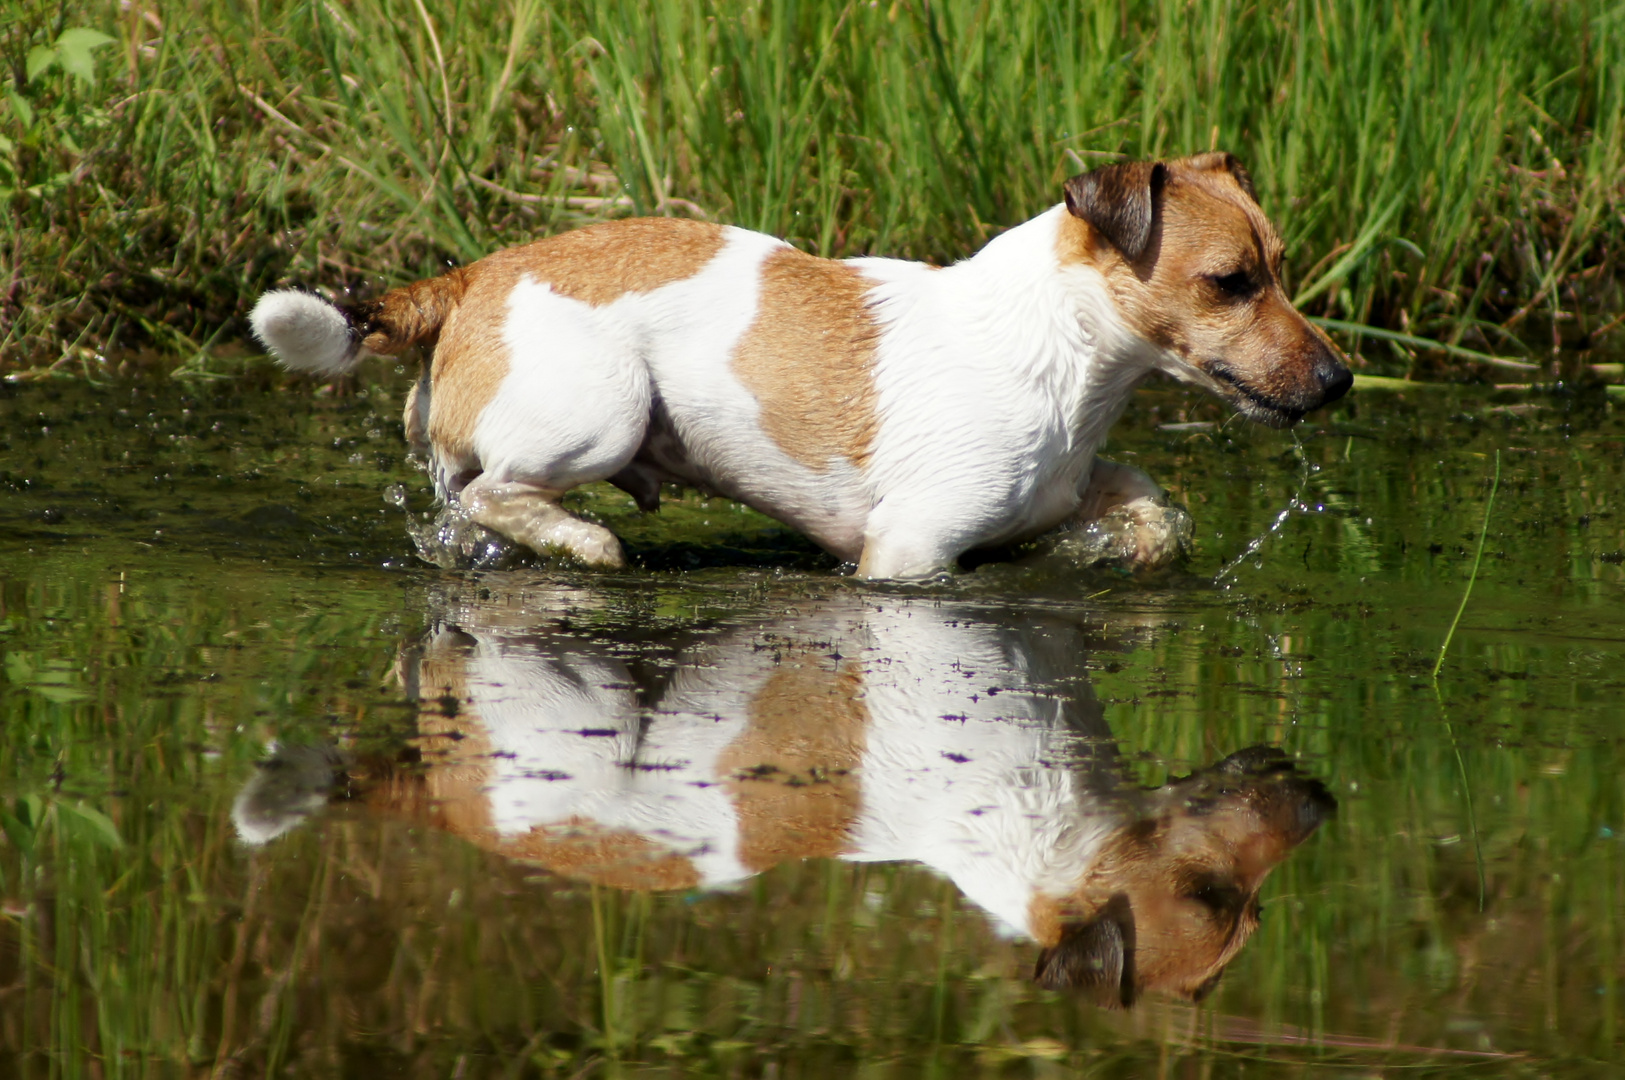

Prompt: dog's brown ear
xmin=1182 ymin=151 xmax=1258 ymax=202
xmin=1033 ymin=902 xmax=1136 ymax=1007
xmin=1063 ymin=161 xmax=1167 ymax=264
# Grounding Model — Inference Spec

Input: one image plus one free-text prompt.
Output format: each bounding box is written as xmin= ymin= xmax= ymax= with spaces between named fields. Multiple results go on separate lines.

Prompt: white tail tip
xmin=250 ymin=290 xmax=363 ymax=376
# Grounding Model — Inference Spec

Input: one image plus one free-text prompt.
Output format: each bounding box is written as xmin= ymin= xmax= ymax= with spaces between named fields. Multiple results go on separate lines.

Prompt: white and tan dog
xmin=251 ymin=153 xmax=1350 ymax=577
xmin=235 ymin=589 xmax=1334 ymax=1004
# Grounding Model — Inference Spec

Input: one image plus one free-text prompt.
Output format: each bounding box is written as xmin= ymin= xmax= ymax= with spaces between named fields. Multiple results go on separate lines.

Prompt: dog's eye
xmin=1186 ymin=879 xmax=1243 ymax=913
xmin=1210 ymin=270 xmax=1257 ymax=299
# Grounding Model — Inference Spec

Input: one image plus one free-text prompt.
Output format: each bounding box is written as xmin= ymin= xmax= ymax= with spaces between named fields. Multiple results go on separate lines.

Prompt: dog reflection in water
xmin=236 ymin=590 xmax=1333 ymax=1007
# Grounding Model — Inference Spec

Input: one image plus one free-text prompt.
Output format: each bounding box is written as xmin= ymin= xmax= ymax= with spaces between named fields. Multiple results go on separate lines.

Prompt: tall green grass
xmin=1 ymin=0 xmax=1621 ymax=375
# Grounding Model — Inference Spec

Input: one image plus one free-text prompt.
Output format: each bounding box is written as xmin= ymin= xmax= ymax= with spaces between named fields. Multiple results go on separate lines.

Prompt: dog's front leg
xmin=1068 ymin=458 xmax=1192 ymax=571
xmin=855 ymin=497 xmax=975 ymax=581
xmin=855 ymin=532 xmax=954 ymax=581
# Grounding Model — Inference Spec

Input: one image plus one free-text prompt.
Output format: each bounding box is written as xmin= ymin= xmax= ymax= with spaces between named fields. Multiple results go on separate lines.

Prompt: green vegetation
xmin=2 ymin=0 xmax=1622 ymax=376
xmin=1432 ymin=449 xmax=1500 ymax=680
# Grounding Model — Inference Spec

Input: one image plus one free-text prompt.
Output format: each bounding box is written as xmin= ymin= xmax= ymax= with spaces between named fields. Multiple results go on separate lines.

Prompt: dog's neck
xmin=858 ymin=780 xmax=1126 ymax=940
xmin=934 ymin=205 xmax=1162 ymax=457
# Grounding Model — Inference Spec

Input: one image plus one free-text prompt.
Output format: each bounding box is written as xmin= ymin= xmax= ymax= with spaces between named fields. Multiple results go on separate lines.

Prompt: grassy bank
xmin=2 ymin=0 xmax=1622 ymax=377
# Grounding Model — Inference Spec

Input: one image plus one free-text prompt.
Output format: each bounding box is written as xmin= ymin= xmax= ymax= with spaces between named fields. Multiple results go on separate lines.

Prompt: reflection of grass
xmin=3 ymin=381 xmax=1625 ymax=1075
xmin=8 ymin=556 xmax=1623 ymax=1076
xmin=3 ymin=0 xmax=1622 ymax=374
xmin=1431 ymin=449 xmax=1502 ymax=922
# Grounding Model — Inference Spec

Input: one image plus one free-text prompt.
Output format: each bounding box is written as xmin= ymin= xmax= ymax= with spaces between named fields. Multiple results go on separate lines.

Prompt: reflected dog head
xmin=1032 ymin=747 xmax=1335 ymax=1006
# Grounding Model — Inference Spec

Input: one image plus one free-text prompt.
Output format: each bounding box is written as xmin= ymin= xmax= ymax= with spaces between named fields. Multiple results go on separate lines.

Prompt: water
xmin=2 ymin=372 xmax=1623 ymax=1076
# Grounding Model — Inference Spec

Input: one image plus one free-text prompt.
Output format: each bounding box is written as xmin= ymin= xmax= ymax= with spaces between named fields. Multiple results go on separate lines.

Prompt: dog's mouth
xmin=1202 ymin=364 xmax=1306 ymax=429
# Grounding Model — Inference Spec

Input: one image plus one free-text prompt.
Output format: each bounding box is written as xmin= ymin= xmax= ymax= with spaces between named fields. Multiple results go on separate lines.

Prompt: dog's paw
xmin=1058 ymin=497 xmax=1193 ymax=571
xmin=543 ymin=518 xmax=626 ymax=569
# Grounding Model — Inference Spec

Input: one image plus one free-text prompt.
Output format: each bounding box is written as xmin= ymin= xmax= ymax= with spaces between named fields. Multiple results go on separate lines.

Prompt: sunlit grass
xmin=1 ymin=0 xmax=1621 ymax=375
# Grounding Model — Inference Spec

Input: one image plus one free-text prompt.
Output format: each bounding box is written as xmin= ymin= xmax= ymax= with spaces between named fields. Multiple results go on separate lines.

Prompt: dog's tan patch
xmin=497 ymin=819 xmax=702 ymax=891
xmin=515 ymin=217 xmax=730 ymax=305
xmin=392 ymin=764 xmax=700 ymax=890
xmin=382 ymin=637 xmax=501 ymax=838
xmin=354 ymin=638 xmax=496 ymax=838
xmin=718 ymin=651 xmax=868 ymax=873
xmin=381 ymin=676 xmax=700 ymax=891
xmin=421 ymin=218 xmax=727 ymax=464
xmin=731 ymin=248 xmax=881 ymax=470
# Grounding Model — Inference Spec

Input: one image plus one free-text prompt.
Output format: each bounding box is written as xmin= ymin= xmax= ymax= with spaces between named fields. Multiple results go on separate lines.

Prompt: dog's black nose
xmin=1315 ymin=354 xmax=1353 ymax=406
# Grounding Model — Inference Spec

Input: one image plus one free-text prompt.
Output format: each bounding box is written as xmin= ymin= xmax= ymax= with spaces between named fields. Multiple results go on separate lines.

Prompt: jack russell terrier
xmin=235 ymin=587 xmax=1334 ymax=1005
xmin=251 ymin=153 xmax=1350 ymax=577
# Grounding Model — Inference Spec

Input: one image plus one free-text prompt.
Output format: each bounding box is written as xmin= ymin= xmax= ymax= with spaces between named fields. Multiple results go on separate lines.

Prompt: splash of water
xmin=1212 ymin=498 xmax=1308 ymax=583
xmin=383 ymin=484 xmax=532 ymax=570
xmin=1213 ymin=432 xmax=1320 ymax=585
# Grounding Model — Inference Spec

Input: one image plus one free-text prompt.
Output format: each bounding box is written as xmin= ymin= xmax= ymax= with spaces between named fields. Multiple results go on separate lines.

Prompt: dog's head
xmin=1060 ymin=153 xmax=1351 ymax=427
xmin=1032 ymin=747 xmax=1335 ymax=1006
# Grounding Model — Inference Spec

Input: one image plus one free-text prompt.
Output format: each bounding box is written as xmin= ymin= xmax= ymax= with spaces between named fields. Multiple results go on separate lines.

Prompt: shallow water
xmin=2 ymin=373 xmax=1623 ymax=1077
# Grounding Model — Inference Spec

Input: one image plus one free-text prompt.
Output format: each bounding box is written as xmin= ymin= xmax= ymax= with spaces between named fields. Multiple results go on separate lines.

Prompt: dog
xmin=235 ymin=587 xmax=1334 ymax=1005
xmin=250 ymin=153 xmax=1350 ymax=577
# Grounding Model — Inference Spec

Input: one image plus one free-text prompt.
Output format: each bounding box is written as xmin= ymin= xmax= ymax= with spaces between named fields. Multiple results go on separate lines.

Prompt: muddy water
xmin=2 ymin=372 xmax=1623 ymax=1077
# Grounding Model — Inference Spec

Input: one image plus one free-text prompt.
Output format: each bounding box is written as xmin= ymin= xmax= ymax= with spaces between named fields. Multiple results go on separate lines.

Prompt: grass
xmin=1432 ymin=449 xmax=1501 ymax=681
xmin=0 ymin=0 xmax=1621 ymax=378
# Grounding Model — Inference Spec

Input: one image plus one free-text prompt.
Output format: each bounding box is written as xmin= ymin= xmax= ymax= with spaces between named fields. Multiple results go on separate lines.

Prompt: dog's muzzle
xmin=1204 ymin=341 xmax=1353 ymax=428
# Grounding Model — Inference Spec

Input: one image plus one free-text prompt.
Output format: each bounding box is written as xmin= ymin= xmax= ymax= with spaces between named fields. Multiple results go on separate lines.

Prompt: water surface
xmin=2 ymin=373 xmax=1623 ymax=1076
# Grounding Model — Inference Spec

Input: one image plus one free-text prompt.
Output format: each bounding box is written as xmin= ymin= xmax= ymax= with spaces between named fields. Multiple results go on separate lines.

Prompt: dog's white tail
xmin=250 ymin=272 xmax=469 ymax=376
xmin=250 ymin=290 xmax=365 ymax=377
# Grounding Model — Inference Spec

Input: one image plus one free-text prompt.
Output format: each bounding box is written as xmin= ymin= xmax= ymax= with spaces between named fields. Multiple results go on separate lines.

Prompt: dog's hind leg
xmin=403 ymin=360 xmax=432 ymax=454
xmin=432 ymin=281 xmax=655 ymax=568
xmin=462 ymin=477 xmax=626 ymax=568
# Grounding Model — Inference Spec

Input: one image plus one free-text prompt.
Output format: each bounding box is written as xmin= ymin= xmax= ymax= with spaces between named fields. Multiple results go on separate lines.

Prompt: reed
xmin=2 ymin=0 xmax=1621 ymax=376
xmin=1432 ymin=450 xmax=1501 ymax=680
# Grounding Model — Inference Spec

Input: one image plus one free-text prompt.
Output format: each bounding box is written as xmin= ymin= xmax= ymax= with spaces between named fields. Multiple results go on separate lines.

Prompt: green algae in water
xmin=2 ymin=375 xmax=1624 ymax=1076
